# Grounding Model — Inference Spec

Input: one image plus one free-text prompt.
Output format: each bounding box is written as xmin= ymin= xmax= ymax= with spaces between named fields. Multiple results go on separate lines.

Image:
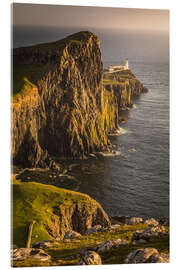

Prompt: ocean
xmin=13 ymin=26 xmax=169 ymax=219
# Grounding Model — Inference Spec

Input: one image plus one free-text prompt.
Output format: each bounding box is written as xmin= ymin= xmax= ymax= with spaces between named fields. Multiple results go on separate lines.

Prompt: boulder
xmin=109 ymin=224 xmax=121 ymax=231
xmin=148 ymin=253 xmax=169 ymax=263
xmin=84 ymin=225 xmax=102 ymax=235
xmin=143 ymin=225 xmax=166 ymax=236
xmin=128 ymin=217 xmax=143 ymax=225
xmin=144 ymin=218 xmax=159 ymax=226
xmin=32 ymin=240 xmax=55 ymax=248
xmin=11 ymin=248 xmax=51 ymax=261
xmin=132 ymin=226 xmax=167 ymax=243
xmin=124 ymin=248 xmax=159 ymax=263
xmin=95 ymin=239 xmax=128 ymax=253
xmin=64 ymin=230 xmax=81 ymax=240
xmin=78 ymin=251 xmax=102 ymax=265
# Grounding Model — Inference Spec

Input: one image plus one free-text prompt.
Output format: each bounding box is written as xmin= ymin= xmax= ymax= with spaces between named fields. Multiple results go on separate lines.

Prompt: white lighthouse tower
xmin=125 ymin=59 xmax=129 ymax=70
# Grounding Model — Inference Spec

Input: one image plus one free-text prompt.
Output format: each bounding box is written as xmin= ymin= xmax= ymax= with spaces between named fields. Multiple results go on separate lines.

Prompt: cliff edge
xmin=12 ymin=31 xmax=147 ymax=168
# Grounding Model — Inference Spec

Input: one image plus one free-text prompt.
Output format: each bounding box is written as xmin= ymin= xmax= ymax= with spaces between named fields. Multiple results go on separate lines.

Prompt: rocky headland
xmin=12 ymin=31 xmax=148 ymax=169
xmin=11 ymin=31 xmax=169 ymax=267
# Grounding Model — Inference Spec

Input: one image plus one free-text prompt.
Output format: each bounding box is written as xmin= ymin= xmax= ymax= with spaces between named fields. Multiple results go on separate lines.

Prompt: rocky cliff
xmin=12 ymin=31 xmax=147 ymax=168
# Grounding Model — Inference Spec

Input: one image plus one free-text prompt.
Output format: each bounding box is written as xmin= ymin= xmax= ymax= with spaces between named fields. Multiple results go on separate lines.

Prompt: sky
xmin=13 ymin=3 xmax=169 ymax=32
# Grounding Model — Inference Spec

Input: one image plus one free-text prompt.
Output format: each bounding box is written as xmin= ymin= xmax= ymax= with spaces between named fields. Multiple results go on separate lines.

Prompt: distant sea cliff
xmin=12 ymin=31 xmax=147 ymax=168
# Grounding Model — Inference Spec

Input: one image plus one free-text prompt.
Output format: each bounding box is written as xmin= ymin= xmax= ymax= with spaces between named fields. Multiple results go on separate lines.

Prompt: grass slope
xmin=12 ymin=179 xmax=95 ymax=247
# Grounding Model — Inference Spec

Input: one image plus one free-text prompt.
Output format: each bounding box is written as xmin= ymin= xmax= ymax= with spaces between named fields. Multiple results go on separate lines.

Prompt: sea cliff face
xmin=12 ymin=31 xmax=147 ymax=168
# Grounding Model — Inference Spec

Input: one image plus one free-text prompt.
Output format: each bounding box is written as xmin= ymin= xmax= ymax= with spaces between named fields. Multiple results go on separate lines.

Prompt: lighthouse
xmin=125 ymin=59 xmax=129 ymax=70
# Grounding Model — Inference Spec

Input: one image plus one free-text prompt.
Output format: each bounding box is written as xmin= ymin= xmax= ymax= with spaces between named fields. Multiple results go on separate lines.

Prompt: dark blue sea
xmin=13 ymin=26 xmax=169 ymax=218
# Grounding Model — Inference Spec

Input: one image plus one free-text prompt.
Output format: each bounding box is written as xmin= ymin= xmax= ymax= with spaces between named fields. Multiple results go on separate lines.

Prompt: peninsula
xmin=11 ymin=31 xmax=169 ymax=267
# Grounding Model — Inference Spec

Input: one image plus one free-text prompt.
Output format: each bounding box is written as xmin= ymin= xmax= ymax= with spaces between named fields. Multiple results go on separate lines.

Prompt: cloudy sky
xmin=13 ymin=3 xmax=169 ymax=32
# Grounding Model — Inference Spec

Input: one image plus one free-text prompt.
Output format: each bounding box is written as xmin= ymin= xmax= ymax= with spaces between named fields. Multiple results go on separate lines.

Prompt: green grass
xmin=12 ymin=179 xmax=96 ymax=247
xmin=12 ymin=63 xmax=47 ymax=99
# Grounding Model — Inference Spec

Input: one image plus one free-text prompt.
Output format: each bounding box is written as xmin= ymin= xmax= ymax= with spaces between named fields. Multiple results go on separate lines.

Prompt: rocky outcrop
xmin=11 ymin=248 xmax=51 ymax=261
xmin=144 ymin=218 xmax=159 ymax=226
xmin=63 ymin=230 xmax=81 ymax=240
xmin=127 ymin=217 xmax=143 ymax=225
xmin=13 ymin=180 xmax=110 ymax=246
xmin=124 ymin=248 xmax=169 ymax=264
xmin=78 ymin=251 xmax=102 ymax=265
xmin=131 ymin=225 xmax=167 ymax=244
xmin=84 ymin=225 xmax=102 ymax=235
xmin=95 ymin=239 xmax=128 ymax=254
xmin=12 ymin=31 xmax=147 ymax=168
xmin=103 ymin=70 xmax=148 ymax=115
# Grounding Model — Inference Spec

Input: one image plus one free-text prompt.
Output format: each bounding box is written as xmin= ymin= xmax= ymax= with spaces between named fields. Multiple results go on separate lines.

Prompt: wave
xmin=108 ymin=127 xmax=129 ymax=136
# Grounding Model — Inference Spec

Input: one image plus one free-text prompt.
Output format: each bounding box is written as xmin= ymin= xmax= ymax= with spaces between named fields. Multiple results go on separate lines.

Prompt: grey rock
xmin=132 ymin=226 xmax=166 ymax=243
xmin=11 ymin=248 xmax=51 ymax=261
xmin=95 ymin=239 xmax=128 ymax=253
xmin=78 ymin=251 xmax=102 ymax=265
xmin=64 ymin=230 xmax=81 ymax=240
xmin=124 ymin=248 xmax=159 ymax=264
xmin=128 ymin=217 xmax=143 ymax=225
xmin=85 ymin=225 xmax=102 ymax=235
xmin=32 ymin=240 xmax=55 ymax=248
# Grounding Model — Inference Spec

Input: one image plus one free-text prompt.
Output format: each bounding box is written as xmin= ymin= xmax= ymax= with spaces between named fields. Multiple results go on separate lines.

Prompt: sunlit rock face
xmin=12 ymin=31 xmax=147 ymax=168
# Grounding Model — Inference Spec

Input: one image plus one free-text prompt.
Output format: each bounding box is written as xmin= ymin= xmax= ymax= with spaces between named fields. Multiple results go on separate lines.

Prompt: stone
xmin=109 ymin=224 xmax=121 ymax=231
xmin=78 ymin=251 xmax=102 ymax=265
xmin=95 ymin=239 xmax=128 ymax=253
xmin=11 ymin=248 xmax=51 ymax=261
xmin=127 ymin=217 xmax=143 ymax=225
xmin=132 ymin=239 xmax=147 ymax=245
xmin=84 ymin=225 xmax=102 ymax=235
xmin=132 ymin=226 xmax=167 ymax=243
xmin=149 ymin=253 xmax=169 ymax=263
xmin=63 ymin=230 xmax=81 ymax=240
xmin=32 ymin=240 xmax=55 ymax=249
xmin=124 ymin=248 xmax=159 ymax=264
xmin=144 ymin=218 xmax=159 ymax=226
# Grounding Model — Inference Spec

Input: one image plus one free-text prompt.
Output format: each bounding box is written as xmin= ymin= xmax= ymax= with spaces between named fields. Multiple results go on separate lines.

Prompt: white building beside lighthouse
xmin=108 ymin=59 xmax=129 ymax=72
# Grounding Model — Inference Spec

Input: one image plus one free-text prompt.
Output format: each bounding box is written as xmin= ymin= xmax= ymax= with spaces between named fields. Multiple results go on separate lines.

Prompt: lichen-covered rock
xmin=84 ymin=225 xmax=102 ymax=235
xmin=124 ymin=248 xmax=159 ymax=264
xmin=144 ymin=218 xmax=159 ymax=226
xmin=11 ymin=248 xmax=51 ymax=261
xmin=95 ymin=239 xmax=128 ymax=253
xmin=64 ymin=230 xmax=81 ymax=239
xmin=78 ymin=251 xmax=102 ymax=265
